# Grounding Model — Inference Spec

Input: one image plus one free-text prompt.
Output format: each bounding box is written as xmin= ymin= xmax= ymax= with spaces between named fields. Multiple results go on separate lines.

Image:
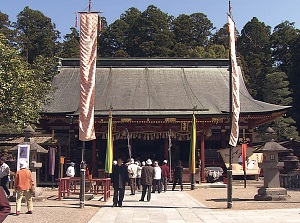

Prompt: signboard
xmin=218 ymin=146 xmax=263 ymax=175
xmin=17 ymin=144 xmax=30 ymax=171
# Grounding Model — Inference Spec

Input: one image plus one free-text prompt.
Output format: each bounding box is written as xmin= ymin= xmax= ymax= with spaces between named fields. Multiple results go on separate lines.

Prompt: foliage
xmin=262 ymin=72 xmax=292 ymax=106
xmin=126 ymin=5 xmax=175 ymax=57
xmin=237 ymin=17 xmax=272 ymax=100
xmin=13 ymin=6 xmax=60 ymax=64
xmin=0 ymin=33 xmax=54 ymax=132
xmin=271 ymin=21 xmax=299 ymax=73
xmin=59 ymin=27 xmax=80 ymax=58
xmin=2 ymin=4 xmax=300 ymax=138
xmin=260 ymin=71 xmax=299 ymax=140
xmin=0 ymin=11 xmax=14 ymax=41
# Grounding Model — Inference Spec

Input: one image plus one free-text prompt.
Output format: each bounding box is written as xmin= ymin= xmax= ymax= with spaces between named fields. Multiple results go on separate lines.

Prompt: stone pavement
xmin=88 ymin=189 xmax=300 ymax=223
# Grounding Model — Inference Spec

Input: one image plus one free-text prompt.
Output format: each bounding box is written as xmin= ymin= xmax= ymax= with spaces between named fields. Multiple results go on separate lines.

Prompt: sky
xmin=1 ymin=0 xmax=300 ymax=40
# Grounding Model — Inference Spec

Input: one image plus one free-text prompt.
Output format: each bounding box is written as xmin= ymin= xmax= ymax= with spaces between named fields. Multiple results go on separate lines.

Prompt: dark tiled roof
xmin=10 ymin=141 xmax=48 ymax=153
xmin=43 ymin=59 xmax=289 ymax=116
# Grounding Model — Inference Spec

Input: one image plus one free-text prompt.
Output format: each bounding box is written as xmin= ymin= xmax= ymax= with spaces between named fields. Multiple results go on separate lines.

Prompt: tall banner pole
xmin=227 ymin=0 xmax=241 ymax=208
xmin=168 ymin=129 xmax=172 ymax=177
xmin=78 ymin=1 xmax=99 ymax=208
xmin=227 ymin=0 xmax=233 ymax=208
xmin=80 ymin=142 xmax=86 ymax=208
xmin=227 ymin=51 xmax=233 ymax=209
xmin=242 ymin=129 xmax=247 ymax=188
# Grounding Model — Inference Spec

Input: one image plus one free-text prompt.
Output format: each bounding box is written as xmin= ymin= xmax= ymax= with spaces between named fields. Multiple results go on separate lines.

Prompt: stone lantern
xmin=10 ymin=126 xmax=48 ymax=186
xmin=254 ymin=140 xmax=291 ymax=201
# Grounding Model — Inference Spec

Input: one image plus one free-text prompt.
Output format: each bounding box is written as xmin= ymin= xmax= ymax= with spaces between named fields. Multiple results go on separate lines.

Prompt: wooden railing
xmin=58 ymin=177 xmax=111 ymax=201
xmin=280 ymin=174 xmax=300 ymax=188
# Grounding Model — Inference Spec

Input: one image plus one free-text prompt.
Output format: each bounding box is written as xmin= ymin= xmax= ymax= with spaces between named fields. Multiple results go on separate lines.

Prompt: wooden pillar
xmin=248 ymin=128 xmax=253 ymax=147
xmin=200 ymin=131 xmax=206 ymax=182
xmin=221 ymin=129 xmax=227 ymax=148
xmin=92 ymin=139 xmax=97 ymax=176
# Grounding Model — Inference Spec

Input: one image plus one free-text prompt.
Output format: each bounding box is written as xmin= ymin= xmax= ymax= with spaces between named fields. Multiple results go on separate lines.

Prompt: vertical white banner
xmin=78 ymin=13 xmax=98 ymax=141
xmin=228 ymin=15 xmax=240 ymax=147
xmin=17 ymin=145 xmax=30 ymax=171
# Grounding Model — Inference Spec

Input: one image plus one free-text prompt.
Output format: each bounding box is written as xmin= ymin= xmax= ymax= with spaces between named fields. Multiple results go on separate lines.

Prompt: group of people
xmin=111 ymin=157 xmax=184 ymax=207
xmin=0 ymin=157 xmax=35 ymax=219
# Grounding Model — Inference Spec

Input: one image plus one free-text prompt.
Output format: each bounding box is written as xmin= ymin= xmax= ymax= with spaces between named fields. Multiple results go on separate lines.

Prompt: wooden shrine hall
xmin=39 ymin=58 xmax=289 ymax=182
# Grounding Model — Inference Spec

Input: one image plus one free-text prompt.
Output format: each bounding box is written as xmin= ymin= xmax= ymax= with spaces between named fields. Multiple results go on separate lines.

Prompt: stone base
xmin=254 ymin=187 xmax=289 ymax=201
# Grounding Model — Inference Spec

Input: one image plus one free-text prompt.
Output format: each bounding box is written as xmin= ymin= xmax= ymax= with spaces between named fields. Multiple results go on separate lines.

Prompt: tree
xmin=237 ymin=17 xmax=272 ymax=100
xmin=126 ymin=5 xmax=174 ymax=57
xmin=289 ymin=34 xmax=300 ymax=131
xmin=171 ymin=13 xmax=214 ymax=51
xmin=262 ymin=72 xmax=292 ymax=105
xmin=187 ymin=44 xmax=227 ymax=58
xmin=59 ymin=27 xmax=80 ymax=58
xmin=210 ymin=24 xmax=231 ymax=50
xmin=271 ymin=21 xmax=299 ymax=74
xmin=0 ymin=33 xmax=54 ymax=132
xmin=13 ymin=6 xmax=60 ymax=63
xmin=98 ymin=19 xmax=129 ymax=57
xmin=261 ymin=71 xmax=299 ymax=140
xmin=0 ymin=11 xmax=14 ymax=41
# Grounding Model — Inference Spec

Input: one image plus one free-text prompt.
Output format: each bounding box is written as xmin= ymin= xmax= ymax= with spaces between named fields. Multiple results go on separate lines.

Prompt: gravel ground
xmin=186 ymin=180 xmax=300 ymax=210
xmin=4 ymin=180 xmax=300 ymax=223
xmin=4 ymin=189 xmax=102 ymax=223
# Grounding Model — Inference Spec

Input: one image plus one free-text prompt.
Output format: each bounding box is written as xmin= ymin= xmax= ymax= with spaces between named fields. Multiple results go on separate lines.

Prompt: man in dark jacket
xmin=0 ymin=186 xmax=10 ymax=222
xmin=139 ymin=159 xmax=155 ymax=202
xmin=111 ymin=158 xmax=129 ymax=207
xmin=172 ymin=160 xmax=183 ymax=191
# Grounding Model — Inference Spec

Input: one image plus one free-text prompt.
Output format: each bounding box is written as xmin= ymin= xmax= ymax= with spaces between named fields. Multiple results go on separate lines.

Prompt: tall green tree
xmin=13 ymin=6 xmax=60 ymax=63
xmin=237 ymin=17 xmax=272 ymax=100
xmin=271 ymin=21 xmax=299 ymax=74
xmin=171 ymin=13 xmax=214 ymax=55
xmin=261 ymin=71 xmax=299 ymax=140
xmin=210 ymin=24 xmax=230 ymax=50
xmin=0 ymin=11 xmax=14 ymax=41
xmin=262 ymin=72 xmax=292 ymax=105
xmin=126 ymin=5 xmax=174 ymax=57
xmin=59 ymin=27 xmax=80 ymax=58
xmin=0 ymin=33 xmax=54 ymax=132
xmin=98 ymin=19 xmax=129 ymax=57
xmin=289 ymin=34 xmax=300 ymax=131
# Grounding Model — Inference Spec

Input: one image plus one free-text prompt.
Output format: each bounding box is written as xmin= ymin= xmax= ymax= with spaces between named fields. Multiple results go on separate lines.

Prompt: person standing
xmin=161 ymin=160 xmax=170 ymax=192
xmin=14 ymin=161 xmax=34 ymax=215
xmin=66 ymin=162 xmax=75 ymax=177
xmin=136 ymin=162 xmax=142 ymax=191
xmin=111 ymin=159 xmax=129 ymax=207
xmin=0 ymin=186 xmax=10 ymax=222
xmin=127 ymin=158 xmax=138 ymax=195
xmin=172 ymin=160 xmax=183 ymax=191
xmin=152 ymin=161 xmax=162 ymax=193
xmin=139 ymin=159 xmax=155 ymax=202
xmin=0 ymin=157 xmax=10 ymax=197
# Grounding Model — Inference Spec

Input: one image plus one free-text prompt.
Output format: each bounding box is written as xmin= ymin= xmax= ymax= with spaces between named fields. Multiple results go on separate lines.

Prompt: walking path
xmin=88 ymin=189 xmax=300 ymax=223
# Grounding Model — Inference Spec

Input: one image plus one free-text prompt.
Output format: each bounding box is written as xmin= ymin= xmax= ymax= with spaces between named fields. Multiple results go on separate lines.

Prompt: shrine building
xmin=38 ymin=58 xmax=289 ymax=182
